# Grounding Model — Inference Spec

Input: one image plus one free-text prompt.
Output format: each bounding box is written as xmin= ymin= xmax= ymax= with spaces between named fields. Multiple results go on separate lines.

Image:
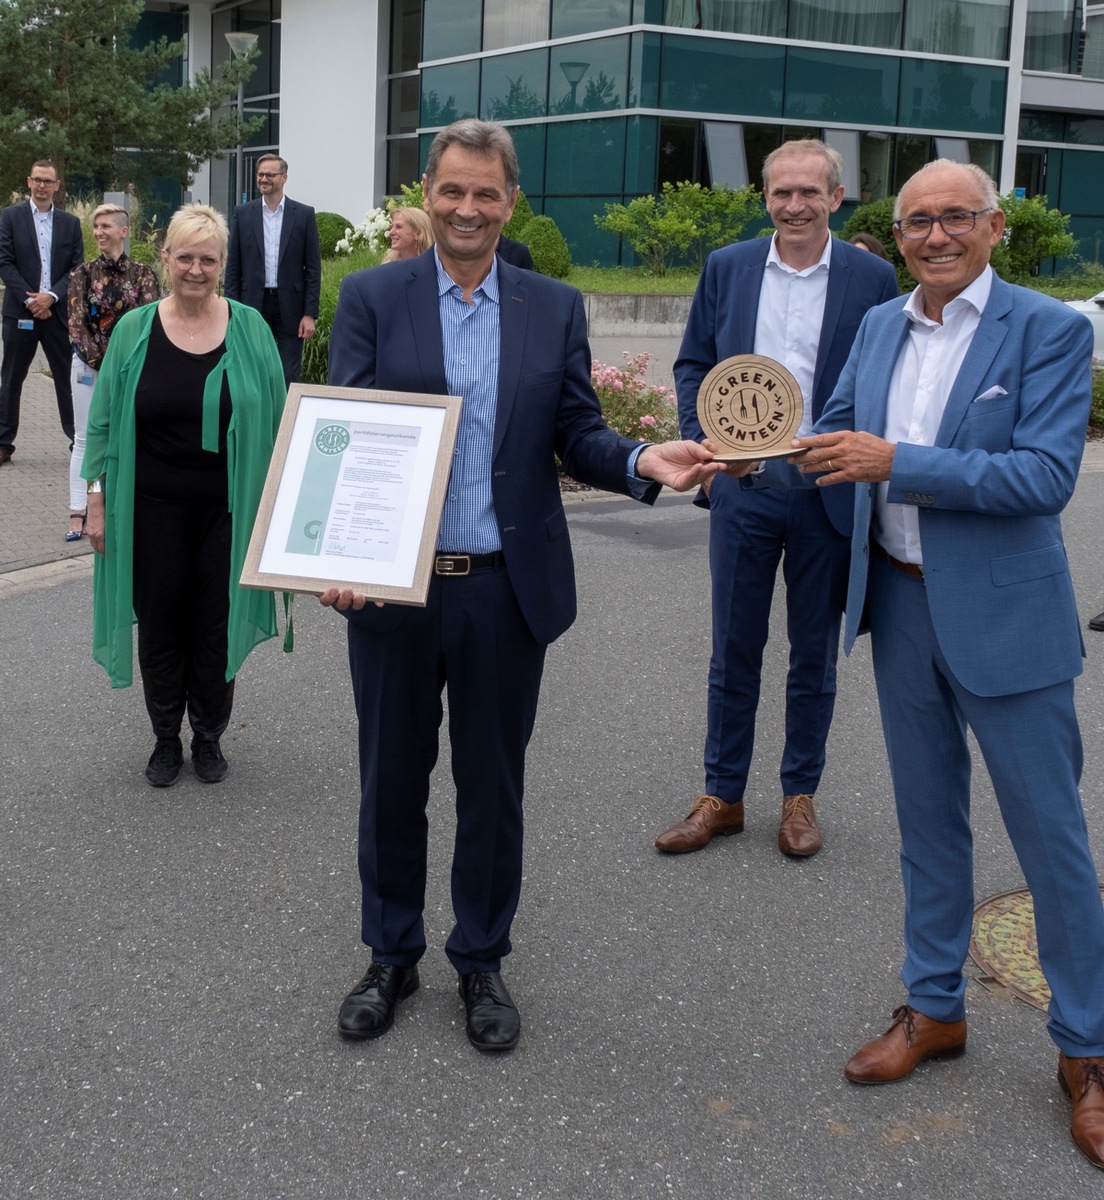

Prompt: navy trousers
xmin=346 ymin=564 xmax=546 ymax=976
xmin=704 ymin=470 xmax=850 ymax=805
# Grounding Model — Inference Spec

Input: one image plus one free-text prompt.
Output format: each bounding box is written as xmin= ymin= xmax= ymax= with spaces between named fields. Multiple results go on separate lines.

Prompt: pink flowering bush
xmin=591 ymin=353 xmax=680 ymax=444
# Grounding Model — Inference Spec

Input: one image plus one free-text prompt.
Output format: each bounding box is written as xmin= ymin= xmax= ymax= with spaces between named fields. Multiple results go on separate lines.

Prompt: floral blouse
xmin=68 ymin=253 xmax=160 ymax=371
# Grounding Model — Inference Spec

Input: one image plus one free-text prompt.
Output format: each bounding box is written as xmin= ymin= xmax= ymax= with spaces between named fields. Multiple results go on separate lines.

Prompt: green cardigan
xmin=83 ymin=298 xmax=287 ymax=688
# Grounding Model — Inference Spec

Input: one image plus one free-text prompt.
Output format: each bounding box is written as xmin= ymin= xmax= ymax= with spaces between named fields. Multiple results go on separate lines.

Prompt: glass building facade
xmin=383 ymin=0 xmax=1104 ymax=267
xmin=146 ymin=1 xmax=1104 ymax=269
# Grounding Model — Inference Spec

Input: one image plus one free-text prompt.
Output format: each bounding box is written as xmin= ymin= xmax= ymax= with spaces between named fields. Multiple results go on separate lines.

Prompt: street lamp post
xmin=560 ymin=61 xmax=589 ymax=111
xmin=225 ymin=31 xmax=259 ymax=205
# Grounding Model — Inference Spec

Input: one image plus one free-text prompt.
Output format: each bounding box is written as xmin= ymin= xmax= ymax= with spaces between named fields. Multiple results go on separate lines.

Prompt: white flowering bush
xmin=335 ymin=207 xmax=392 ymax=255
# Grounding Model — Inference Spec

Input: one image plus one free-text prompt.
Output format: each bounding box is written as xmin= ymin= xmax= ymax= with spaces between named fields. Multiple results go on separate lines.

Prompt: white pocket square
xmin=973 ymin=385 xmax=1008 ymax=402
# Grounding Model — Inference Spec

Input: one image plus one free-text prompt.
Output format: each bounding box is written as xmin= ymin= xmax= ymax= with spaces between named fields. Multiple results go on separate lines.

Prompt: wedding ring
xmin=826 ymin=459 xmax=834 ymax=472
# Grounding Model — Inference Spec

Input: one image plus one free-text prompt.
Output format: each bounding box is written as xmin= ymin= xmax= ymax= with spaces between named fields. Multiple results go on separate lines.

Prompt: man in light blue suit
xmin=795 ymin=160 xmax=1104 ymax=1169
xmin=655 ymin=139 xmax=897 ymax=859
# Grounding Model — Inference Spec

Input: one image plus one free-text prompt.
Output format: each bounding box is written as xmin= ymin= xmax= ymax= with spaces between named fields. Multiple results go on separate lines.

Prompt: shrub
xmin=842 ymin=198 xmax=913 ymax=292
xmin=521 ymin=215 xmax=571 ymax=279
xmin=591 ymin=353 xmax=680 ymax=443
xmin=1091 ymin=368 xmax=1104 ymax=431
xmin=503 ymin=191 xmax=534 ymax=239
xmin=315 ymin=211 xmax=354 ymax=259
xmin=300 ymin=248 xmax=381 ymax=385
xmin=595 ymin=182 xmax=763 ymax=275
xmin=991 ymin=192 xmax=1077 ymax=284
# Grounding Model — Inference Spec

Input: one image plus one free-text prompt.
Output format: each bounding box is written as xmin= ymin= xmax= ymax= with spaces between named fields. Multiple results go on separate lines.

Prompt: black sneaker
xmin=192 ymin=738 xmax=228 ymax=783
xmin=145 ymin=737 xmax=183 ymax=787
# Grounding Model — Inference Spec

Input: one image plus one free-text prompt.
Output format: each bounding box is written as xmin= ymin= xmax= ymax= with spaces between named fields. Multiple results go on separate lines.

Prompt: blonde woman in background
xmin=382 ymin=207 xmax=434 ymax=262
xmin=66 ymin=203 xmax=159 ymax=542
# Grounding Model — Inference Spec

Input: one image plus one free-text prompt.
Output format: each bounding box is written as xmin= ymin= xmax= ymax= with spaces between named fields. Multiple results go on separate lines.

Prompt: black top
xmin=134 ymin=309 xmax=232 ymax=507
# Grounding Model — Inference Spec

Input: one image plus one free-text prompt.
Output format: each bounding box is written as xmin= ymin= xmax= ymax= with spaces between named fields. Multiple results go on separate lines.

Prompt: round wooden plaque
xmin=696 ymin=354 xmax=804 ymax=461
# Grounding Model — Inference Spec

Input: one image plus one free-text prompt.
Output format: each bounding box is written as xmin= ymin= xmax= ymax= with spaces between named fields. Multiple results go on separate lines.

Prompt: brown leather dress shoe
xmin=778 ymin=792 xmax=822 ymax=857
xmin=655 ymin=795 xmax=744 ymax=853
xmin=844 ymin=1005 xmax=967 ymax=1084
xmin=0 ymin=448 xmax=12 ymax=466
xmin=1058 ymin=1052 xmax=1104 ymax=1168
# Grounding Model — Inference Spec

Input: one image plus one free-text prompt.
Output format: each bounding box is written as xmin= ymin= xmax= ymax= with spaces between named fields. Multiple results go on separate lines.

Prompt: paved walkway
xmin=3 ymin=339 xmax=1104 ymax=1198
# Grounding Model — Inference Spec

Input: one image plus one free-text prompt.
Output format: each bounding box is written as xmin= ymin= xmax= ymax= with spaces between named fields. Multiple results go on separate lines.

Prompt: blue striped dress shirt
xmin=434 ymin=252 xmax=503 ymax=554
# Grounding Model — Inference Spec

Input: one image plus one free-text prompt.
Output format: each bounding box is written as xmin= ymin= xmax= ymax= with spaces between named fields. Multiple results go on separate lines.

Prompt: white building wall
xmin=280 ymin=0 xmax=389 ymax=223
xmin=187 ymin=0 xmax=215 ymax=204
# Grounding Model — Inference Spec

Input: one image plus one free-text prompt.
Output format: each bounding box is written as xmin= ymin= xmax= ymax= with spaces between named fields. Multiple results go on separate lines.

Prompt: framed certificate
xmin=240 ymin=383 xmax=462 ymax=606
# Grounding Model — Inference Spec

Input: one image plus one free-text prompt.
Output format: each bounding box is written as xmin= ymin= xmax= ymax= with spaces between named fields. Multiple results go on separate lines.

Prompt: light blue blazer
xmin=817 ymin=273 xmax=1093 ymax=698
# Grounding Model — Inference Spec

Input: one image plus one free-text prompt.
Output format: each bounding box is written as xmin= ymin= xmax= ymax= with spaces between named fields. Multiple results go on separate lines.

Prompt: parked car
xmin=1066 ymin=290 xmax=1104 ymax=366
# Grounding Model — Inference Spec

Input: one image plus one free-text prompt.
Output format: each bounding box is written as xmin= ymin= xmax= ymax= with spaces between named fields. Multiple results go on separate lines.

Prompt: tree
xmin=595 ymin=181 xmax=763 ymax=274
xmin=0 ymin=0 xmax=257 ymax=204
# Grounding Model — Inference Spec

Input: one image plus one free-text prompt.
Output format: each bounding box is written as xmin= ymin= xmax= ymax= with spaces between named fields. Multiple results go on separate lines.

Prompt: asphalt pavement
xmin=3 ymin=345 xmax=1104 ymax=1198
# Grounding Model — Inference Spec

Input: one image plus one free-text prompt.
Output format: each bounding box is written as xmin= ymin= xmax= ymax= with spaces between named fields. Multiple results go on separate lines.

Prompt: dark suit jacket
xmin=675 ymin=235 xmax=898 ymax=535
xmin=225 ymin=197 xmax=321 ymax=336
xmin=328 ymin=250 xmax=658 ymax=646
xmin=0 ymin=201 xmax=84 ymax=321
xmin=497 ymin=235 xmax=534 ymax=270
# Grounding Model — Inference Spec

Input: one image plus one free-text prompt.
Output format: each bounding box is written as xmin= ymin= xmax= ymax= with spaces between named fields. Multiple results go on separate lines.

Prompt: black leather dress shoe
xmin=0 ymin=448 xmax=12 ymax=466
xmin=1089 ymin=611 xmax=1104 ymax=633
xmin=338 ymin=963 xmax=419 ymax=1040
xmin=459 ymin=971 xmax=520 ymax=1052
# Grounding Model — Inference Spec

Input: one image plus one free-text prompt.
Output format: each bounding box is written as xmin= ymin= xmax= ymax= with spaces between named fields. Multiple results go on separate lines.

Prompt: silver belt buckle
xmin=435 ymin=554 xmax=471 ymax=576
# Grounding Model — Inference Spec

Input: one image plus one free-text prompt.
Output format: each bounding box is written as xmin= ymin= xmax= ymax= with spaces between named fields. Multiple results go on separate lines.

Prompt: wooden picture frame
xmin=240 ymin=383 xmax=462 ymax=606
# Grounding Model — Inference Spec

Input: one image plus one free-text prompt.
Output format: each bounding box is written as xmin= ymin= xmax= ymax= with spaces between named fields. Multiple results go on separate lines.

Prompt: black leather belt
xmin=434 ymin=551 xmax=505 ymax=576
xmin=264 ymin=287 xmax=280 ymax=295
xmin=872 ymin=541 xmax=924 ymax=580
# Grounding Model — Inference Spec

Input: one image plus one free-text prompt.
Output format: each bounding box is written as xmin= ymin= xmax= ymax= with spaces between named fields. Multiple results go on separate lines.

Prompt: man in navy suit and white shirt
xmin=654 ymin=139 xmax=897 ymax=859
xmin=795 ymin=160 xmax=1104 ymax=1169
xmin=225 ymin=153 xmax=320 ymax=387
xmin=0 ymin=160 xmax=84 ymax=465
xmin=320 ymin=119 xmax=733 ymax=1053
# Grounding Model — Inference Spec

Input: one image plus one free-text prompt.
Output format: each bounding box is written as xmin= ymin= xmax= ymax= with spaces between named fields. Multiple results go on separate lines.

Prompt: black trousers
xmin=261 ymin=289 xmax=301 ymax=388
xmin=131 ymin=497 xmax=235 ymax=743
xmin=0 ymin=313 xmax=74 ymax=450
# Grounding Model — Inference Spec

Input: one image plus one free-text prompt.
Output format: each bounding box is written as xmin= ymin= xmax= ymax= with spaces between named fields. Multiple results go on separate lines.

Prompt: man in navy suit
xmin=654 ymin=140 xmax=897 ymax=859
xmin=225 ymin=153 xmax=321 ymax=387
xmin=0 ymin=160 xmax=84 ymax=464
xmin=320 ymin=119 xmax=732 ymax=1053
xmin=796 ymin=160 xmax=1104 ymax=1168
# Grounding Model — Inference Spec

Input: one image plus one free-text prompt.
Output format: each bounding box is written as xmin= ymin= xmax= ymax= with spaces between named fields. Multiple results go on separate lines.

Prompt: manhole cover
xmin=969 ymin=886 xmax=1104 ymax=1011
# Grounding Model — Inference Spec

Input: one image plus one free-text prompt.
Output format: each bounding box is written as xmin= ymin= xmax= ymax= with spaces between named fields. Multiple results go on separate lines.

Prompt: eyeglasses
xmin=29 ymin=177 xmax=58 ymax=186
xmin=894 ymin=210 xmax=993 ymax=240
xmin=256 ymin=172 xmax=285 ymax=180
xmin=171 ymin=253 xmax=221 ymax=271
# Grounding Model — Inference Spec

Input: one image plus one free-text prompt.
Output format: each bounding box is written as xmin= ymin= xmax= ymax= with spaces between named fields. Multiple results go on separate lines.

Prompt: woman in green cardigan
xmin=83 ymin=203 xmax=287 ymax=788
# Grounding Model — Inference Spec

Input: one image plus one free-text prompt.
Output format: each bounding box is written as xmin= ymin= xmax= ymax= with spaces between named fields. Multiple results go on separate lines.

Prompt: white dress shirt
xmin=875 ymin=266 xmax=994 ymax=564
xmin=31 ymin=201 xmax=54 ymax=293
xmin=755 ymin=234 xmax=832 ymax=438
xmin=262 ymin=197 xmax=284 ymax=288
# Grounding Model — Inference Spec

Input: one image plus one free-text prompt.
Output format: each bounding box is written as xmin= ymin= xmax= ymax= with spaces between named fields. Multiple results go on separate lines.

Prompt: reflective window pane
xmin=550 ymin=37 xmax=630 ymax=114
xmin=786 ymin=49 xmax=898 ymax=126
xmin=903 ymin=0 xmax=1010 ymax=59
xmin=481 ymin=50 xmax=548 ymax=121
xmin=420 ymin=62 xmax=480 ymax=126
xmin=661 ymin=35 xmax=783 ymax=117
xmin=1024 ymin=0 xmax=1077 ymax=72
xmin=423 ymin=0 xmax=481 ymax=61
xmin=546 ymin=118 xmax=627 ymax=193
xmin=789 ymin=0 xmax=903 ymax=49
xmin=484 ymin=0 xmax=550 ymax=51
xmin=898 ymin=59 xmax=1005 ymax=134
xmin=553 ymin=0 xmax=633 ymax=37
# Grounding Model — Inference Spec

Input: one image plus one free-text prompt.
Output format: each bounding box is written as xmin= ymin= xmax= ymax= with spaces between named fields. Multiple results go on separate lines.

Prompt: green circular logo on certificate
xmin=315 ymin=424 xmax=350 ymax=455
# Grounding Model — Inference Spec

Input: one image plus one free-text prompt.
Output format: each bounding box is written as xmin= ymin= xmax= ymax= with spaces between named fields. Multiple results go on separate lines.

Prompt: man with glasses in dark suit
xmin=0 ymin=160 xmax=84 ymax=465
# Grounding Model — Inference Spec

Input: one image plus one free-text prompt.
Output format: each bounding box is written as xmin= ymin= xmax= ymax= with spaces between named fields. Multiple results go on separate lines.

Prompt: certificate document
xmin=241 ymin=385 xmax=462 ymax=605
